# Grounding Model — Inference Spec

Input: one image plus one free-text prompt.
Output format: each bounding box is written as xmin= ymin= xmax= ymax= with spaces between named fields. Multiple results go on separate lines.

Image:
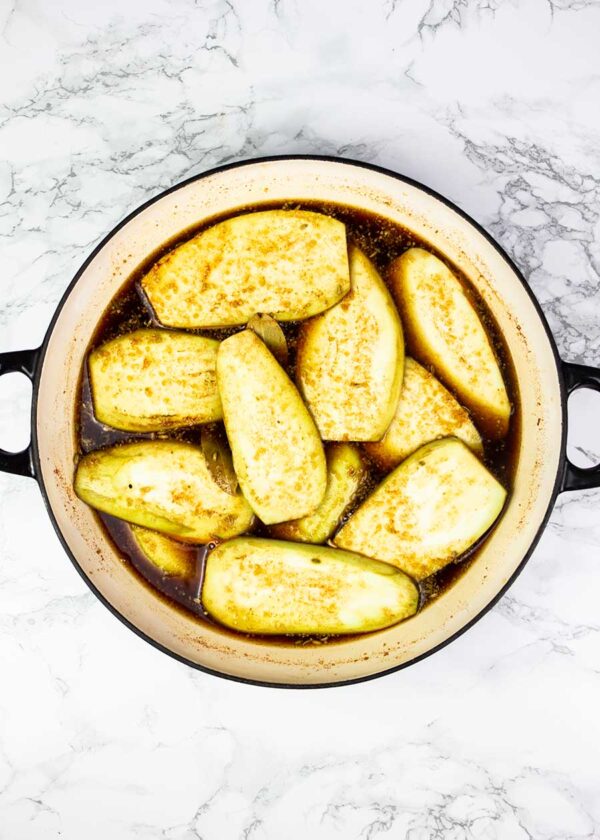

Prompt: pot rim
xmin=29 ymin=154 xmax=568 ymax=689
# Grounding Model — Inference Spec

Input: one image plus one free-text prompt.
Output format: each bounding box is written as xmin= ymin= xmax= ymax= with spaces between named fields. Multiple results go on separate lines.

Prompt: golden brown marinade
xmin=76 ymin=200 xmax=521 ymax=646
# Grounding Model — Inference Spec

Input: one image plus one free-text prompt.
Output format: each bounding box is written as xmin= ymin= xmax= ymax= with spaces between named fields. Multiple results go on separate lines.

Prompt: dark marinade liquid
xmin=77 ymin=200 xmax=521 ymax=646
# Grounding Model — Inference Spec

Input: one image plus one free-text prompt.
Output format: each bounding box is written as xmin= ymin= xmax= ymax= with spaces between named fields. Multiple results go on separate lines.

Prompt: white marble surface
xmin=1 ymin=0 xmax=599 ymax=837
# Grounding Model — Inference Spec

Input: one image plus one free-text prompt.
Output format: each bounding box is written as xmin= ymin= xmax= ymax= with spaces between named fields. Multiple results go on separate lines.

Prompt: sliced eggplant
xmin=74 ymin=440 xmax=254 ymax=542
xmin=270 ymin=443 xmax=367 ymax=543
xmin=334 ymin=438 xmax=507 ymax=580
xmin=388 ymin=248 xmax=510 ymax=439
xmin=296 ymin=245 xmax=404 ymax=441
xmin=202 ymin=537 xmax=419 ymax=635
xmin=217 ymin=329 xmax=327 ymax=525
xmin=130 ymin=525 xmax=197 ymax=578
xmin=364 ymin=357 xmax=483 ymax=470
xmin=141 ymin=210 xmax=350 ymax=328
xmin=89 ymin=328 xmax=221 ymax=432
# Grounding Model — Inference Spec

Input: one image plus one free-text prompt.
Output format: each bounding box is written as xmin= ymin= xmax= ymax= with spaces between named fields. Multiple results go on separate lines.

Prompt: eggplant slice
xmin=141 ymin=210 xmax=350 ymax=328
xmin=335 ymin=438 xmax=507 ymax=580
xmin=74 ymin=440 xmax=254 ymax=542
xmin=202 ymin=537 xmax=419 ymax=635
xmin=388 ymin=248 xmax=510 ymax=439
xmin=296 ymin=245 xmax=404 ymax=441
xmin=89 ymin=328 xmax=221 ymax=432
xmin=217 ymin=329 xmax=327 ymax=525
xmin=365 ymin=357 xmax=483 ymax=470
xmin=270 ymin=443 xmax=367 ymax=544
xmin=130 ymin=525 xmax=197 ymax=579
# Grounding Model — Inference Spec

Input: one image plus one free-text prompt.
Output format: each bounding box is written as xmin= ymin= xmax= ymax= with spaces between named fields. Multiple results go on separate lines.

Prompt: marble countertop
xmin=1 ymin=1 xmax=599 ymax=837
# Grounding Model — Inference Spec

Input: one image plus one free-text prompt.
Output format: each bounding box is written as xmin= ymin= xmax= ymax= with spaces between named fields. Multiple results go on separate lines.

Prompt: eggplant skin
xmin=296 ymin=246 xmax=404 ymax=441
xmin=202 ymin=538 xmax=419 ymax=635
xmin=388 ymin=248 xmax=510 ymax=439
xmin=217 ymin=329 xmax=327 ymax=525
xmin=89 ymin=328 xmax=222 ymax=432
xmin=364 ymin=357 xmax=483 ymax=470
xmin=270 ymin=443 xmax=367 ymax=544
xmin=141 ymin=210 xmax=350 ymax=328
xmin=74 ymin=441 xmax=254 ymax=542
xmin=335 ymin=438 xmax=507 ymax=580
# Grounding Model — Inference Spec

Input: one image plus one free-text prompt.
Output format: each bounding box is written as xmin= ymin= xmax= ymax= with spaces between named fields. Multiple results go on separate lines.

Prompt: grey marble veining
xmin=0 ymin=1 xmax=599 ymax=837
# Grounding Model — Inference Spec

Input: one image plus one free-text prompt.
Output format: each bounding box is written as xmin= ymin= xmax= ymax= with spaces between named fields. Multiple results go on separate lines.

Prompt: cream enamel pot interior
xmin=2 ymin=156 xmax=599 ymax=688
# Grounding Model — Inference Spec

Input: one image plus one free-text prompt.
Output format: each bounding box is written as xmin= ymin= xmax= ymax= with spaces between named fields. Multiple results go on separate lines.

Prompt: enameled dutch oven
xmin=2 ymin=156 xmax=599 ymax=688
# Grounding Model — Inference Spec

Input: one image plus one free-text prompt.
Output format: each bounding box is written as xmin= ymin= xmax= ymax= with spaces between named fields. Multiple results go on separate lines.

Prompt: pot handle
xmin=0 ymin=347 xmax=40 ymax=479
xmin=561 ymin=360 xmax=600 ymax=492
